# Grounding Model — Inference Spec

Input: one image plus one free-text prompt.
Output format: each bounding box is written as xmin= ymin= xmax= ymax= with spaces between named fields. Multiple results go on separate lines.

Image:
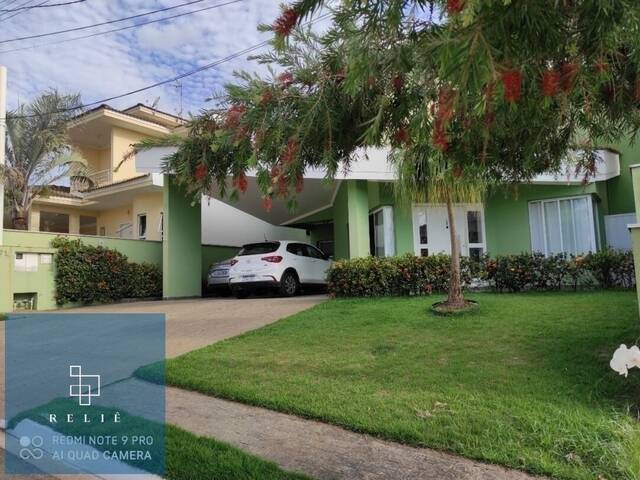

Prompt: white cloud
xmin=0 ymin=0 xmax=284 ymax=116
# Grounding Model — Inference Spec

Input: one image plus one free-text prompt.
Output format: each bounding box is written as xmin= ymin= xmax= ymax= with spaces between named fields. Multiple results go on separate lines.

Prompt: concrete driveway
xmin=0 ymin=294 xmax=326 ymax=419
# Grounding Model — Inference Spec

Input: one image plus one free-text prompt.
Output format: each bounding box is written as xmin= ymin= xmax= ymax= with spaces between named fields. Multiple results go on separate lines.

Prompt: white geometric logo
xmin=69 ymin=365 xmax=101 ymax=406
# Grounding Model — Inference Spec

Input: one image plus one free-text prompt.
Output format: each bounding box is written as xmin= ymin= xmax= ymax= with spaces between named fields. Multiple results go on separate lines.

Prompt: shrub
xmin=52 ymin=237 xmax=162 ymax=305
xmin=328 ymin=250 xmax=635 ymax=297
xmin=327 ymin=254 xmax=475 ymax=297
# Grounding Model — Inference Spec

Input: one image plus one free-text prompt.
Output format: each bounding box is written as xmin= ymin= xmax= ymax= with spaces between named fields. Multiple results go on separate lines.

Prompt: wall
xmin=132 ymin=192 xmax=163 ymax=241
xmin=484 ymin=183 xmax=603 ymax=255
xmin=77 ymin=145 xmax=110 ymax=174
xmin=201 ymin=244 xmax=240 ymax=281
xmin=200 ymin=196 xmax=309 ymax=246
xmin=96 ymin=204 xmax=133 ymax=238
xmin=110 ymin=127 xmax=146 ymax=182
xmin=605 ymin=139 xmax=639 ymax=215
xmin=0 ymin=230 xmax=162 ymax=313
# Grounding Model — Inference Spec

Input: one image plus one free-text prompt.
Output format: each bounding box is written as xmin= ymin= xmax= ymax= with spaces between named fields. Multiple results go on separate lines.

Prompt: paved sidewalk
xmin=164 ymin=384 xmax=547 ymax=480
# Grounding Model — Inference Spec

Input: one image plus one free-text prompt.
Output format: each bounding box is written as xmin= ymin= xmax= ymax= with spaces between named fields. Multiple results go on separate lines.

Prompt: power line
xmin=0 ymin=0 xmax=46 ymax=23
xmin=0 ymin=0 xmax=245 ymax=54
xmin=0 ymin=0 xmax=211 ymax=43
xmin=0 ymin=0 xmax=83 ymax=12
xmin=7 ymin=13 xmax=330 ymax=119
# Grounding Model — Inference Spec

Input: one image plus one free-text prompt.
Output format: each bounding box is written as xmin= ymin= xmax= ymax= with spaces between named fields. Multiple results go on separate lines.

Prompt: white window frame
xmin=137 ymin=213 xmax=147 ymax=240
xmin=528 ymin=195 xmax=597 ymax=256
xmin=370 ymin=206 xmax=395 ymax=257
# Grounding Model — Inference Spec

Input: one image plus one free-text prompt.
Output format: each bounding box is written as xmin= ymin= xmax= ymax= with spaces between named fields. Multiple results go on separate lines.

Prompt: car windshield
xmin=238 ymin=242 xmax=280 ymax=256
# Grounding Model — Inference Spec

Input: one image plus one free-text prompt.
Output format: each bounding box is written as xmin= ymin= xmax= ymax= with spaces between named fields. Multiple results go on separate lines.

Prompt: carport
xmin=136 ymin=147 xmax=395 ymax=300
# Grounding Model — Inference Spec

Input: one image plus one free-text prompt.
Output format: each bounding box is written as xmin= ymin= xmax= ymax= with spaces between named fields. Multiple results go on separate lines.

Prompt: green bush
xmin=328 ymin=250 xmax=635 ymax=297
xmin=52 ymin=237 xmax=162 ymax=305
xmin=327 ymin=254 xmax=475 ymax=297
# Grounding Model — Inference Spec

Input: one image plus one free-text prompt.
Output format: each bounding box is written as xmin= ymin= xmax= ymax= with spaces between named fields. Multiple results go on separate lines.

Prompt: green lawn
xmin=138 ymin=291 xmax=640 ymax=480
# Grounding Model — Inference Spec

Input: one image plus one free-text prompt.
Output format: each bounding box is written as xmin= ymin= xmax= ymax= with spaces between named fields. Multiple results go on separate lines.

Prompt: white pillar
xmin=0 ymin=66 xmax=6 ymax=246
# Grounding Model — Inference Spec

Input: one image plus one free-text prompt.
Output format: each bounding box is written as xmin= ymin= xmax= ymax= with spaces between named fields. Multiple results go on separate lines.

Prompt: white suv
xmin=228 ymin=241 xmax=332 ymax=298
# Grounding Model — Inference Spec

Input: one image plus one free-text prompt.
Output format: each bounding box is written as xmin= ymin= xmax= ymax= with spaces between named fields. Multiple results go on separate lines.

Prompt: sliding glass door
xmin=528 ymin=196 xmax=596 ymax=255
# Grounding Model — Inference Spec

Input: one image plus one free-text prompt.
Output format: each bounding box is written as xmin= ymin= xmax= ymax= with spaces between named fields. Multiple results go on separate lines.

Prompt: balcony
xmin=70 ymin=168 xmax=114 ymax=192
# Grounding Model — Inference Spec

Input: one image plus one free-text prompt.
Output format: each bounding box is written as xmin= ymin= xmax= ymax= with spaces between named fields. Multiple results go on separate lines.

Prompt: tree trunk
xmin=445 ymin=196 xmax=465 ymax=308
xmin=12 ymin=215 xmax=27 ymax=230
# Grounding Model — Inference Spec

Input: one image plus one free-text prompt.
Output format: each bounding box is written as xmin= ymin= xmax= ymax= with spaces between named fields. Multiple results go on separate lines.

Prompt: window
xmin=305 ymin=245 xmax=327 ymax=260
xmin=286 ymin=243 xmax=306 ymax=256
xmin=467 ymin=210 xmax=484 ymax=261
xmin=368 ymin=206 xmax=395 ymax=257
xmin=39 ymin=211 xmax=69 ymax=233
xmin=529 ymin=196 xmax=596 ymax=255
xmin=40 ymin=254 xmax=53 ymax=265
xmin=137 ymin=214 xmax=147 ymax=239
xmin=79 ymin=215 xmax=97 ymax=235
xmin=15 ymin=253 xmax=39 ymax=272
xmin=239 ymin=242 xmax=280 ymax=256
xmin=317 ymin=240 xmax=334 ymax=258
xmin=158 ymin=212 xmax=164 ymax=240
xmin=99 ymin=226 xmax=106 ymax=236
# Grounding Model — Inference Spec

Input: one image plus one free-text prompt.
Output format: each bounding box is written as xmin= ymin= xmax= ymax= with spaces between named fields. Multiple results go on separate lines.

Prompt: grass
xmin=138 ymin=291 xmax=640 ymax=480
xmin=12 ymin=398 xmax=308 ymax=480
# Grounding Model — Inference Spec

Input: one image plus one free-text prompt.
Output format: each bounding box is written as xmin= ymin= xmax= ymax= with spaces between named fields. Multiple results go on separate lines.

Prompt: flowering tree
xmin=141 ymin=0 xmax=640 ymax=310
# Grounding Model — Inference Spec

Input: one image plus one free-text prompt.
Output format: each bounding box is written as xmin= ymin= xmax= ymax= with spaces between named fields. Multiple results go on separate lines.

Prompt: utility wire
xmin=0 ymin=0 xmax=211 ymax=43
xmin=0 ymin=0 xmax=245 ymax=54
xmin=7 ymin=13 xmax=330 ymax=119
xmin=0 ymin=0 xmax=83 ymax=12
xmin=0 ymin=0 xmax=46 ymax=23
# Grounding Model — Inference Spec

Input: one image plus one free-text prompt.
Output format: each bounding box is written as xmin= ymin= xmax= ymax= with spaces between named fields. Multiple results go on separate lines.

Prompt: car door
xmin=304 ymin=244 xmax=331 ymax=283
xmin=286 ymin=243 xmax=312 ymax=283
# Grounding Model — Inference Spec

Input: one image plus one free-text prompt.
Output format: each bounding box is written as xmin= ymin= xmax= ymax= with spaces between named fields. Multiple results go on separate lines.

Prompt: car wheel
xmin=279 ymin=271 xmax=299 ymax=297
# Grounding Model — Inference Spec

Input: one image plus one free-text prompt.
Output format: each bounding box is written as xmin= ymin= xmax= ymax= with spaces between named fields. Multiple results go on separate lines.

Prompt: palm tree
xmin=393 ymin=149 xmax=487 ymax=309
xmin=2 ymin=90 xmax=87 ymax=229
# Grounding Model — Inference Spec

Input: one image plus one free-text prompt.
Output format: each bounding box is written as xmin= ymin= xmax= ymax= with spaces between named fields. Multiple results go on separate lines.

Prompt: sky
xmin=0 ymin=0 xmax=291 ymax=117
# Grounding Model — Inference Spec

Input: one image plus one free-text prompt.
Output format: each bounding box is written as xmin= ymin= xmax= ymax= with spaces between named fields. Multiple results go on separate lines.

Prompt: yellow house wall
xmin=132 ymin=192 xmax=163 ymax=241
xmin=77 ymin=145 xmax=110 ymax=173
xmin=96 ymin=204 xmax=133 ymax=238
xmin=110 ymin=127 xmax=146 ymax=182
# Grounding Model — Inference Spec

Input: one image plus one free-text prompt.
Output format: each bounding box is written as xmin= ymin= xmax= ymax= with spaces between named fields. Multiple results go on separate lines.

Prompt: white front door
xmin=412 ymin=204 xmax=486 ymax=260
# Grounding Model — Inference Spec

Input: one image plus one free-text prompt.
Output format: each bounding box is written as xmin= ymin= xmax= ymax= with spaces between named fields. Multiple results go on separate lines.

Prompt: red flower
xmin=273 ymin=7 xmax=299 ymax=37
xmin=541 ymin=69 xmax=560 ymax=97
xmin=277 ymin=72 xmax=294 ymax=88
xmin=224 ymin=104 xmax=246 ymax=130
xmin=393 ymin=127 xmax=410 ymax=146
xmin=593 ymin=61 xmax=608 ymax=74
xmin=453 ymin=164 xmax=463 ymax=178
xmin=280 ymin=137 xmax=300 ymax=164
xmin=261 ymin=197 xmax=273 ymax=212
xmin=447 ymin=0 xmax=465 ymax=14
xmin=432 ymin=120 xmax=449 ymax=151
xmin=484 ymin=111 xmax=495 ymax=128
xmin=502 ymin=69 xmax=522 ymax=103
xmin=270 ymin=164 xmax=281 ymax=180
xmin=392 ymin=73 xmax=404 ymax=92
xmin=277 ymin=175 xmax=288 ymax=197
xmin=260 ymin=88 xmax=274 ymax=105
xmin=295 ymin=175 xmax=304 ymax=193
xmin=335 ymin=68 xmax=346 ymax=83
xmin=560 ymin=62 xmax=580 ymax=93
xmin=232 ymin=172 xmax=248 ymax=193
xmin=195 ymin=162 xmax=207 ymax=180
xmin=437 ymin=87 xmax=455 ymax=121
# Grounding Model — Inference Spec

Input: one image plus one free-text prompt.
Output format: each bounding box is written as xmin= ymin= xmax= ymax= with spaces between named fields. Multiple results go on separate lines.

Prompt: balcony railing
xmin=71 ymin=168 xmax=113 ymax=192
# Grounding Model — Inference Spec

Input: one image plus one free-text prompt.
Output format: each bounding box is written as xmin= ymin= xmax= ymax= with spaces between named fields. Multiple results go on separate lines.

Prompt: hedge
xmin=52 ymin=237 xmax=162 ymax=305
xmin=328 ymin=250 xmax=635 ymax=297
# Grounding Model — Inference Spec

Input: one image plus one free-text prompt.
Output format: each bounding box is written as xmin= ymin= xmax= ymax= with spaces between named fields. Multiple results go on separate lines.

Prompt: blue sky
xmin=0 ymin=0 xmax=289 ymax=116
